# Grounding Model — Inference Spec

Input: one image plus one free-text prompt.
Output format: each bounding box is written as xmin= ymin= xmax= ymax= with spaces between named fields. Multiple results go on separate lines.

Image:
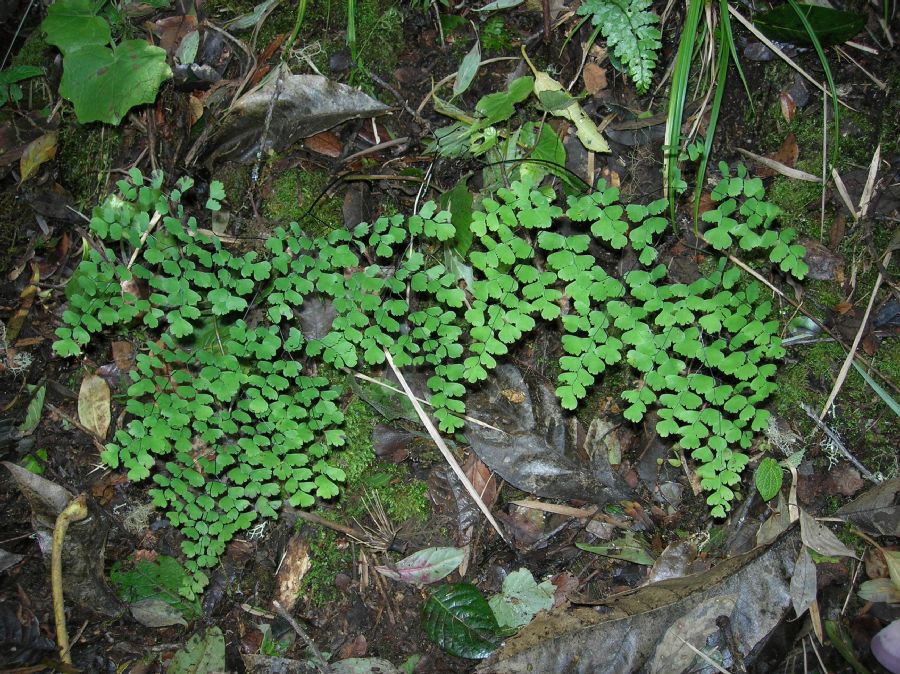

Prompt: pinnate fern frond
xmin=577 ymin=0 xmax=661 ymax=94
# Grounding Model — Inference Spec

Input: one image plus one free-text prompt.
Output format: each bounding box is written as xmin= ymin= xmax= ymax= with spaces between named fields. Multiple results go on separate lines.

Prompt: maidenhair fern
xmin=577 ymin=0 xmax=662 ymax=94
xmin=55 ymin=162 xmax=805 ymax=594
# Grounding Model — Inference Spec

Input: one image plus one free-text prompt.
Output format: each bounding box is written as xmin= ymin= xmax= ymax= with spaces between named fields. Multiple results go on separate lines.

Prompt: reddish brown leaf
xmin=112 ymin=341 xmax=134 ymax=373
xmin=755 ymin=133 xmax=799 ymax=177
xmin=259 ymin=34 xmax=286 ymax=63
xmin=828 ymin=211 xmax=847 ymax=250
xmin=304 ymin=131 xmax=343 ymax=157
xmin=462 ymin=452 xmax=498 ymax=508
xmin=779 ymin=91 xmax=797 ymax=122
xmin=550 ymin=572 xmax=580 ymax=607
xmin=91 ymin=472 xmax=128 ymax=504
xmin=151 ymin=15 xmax=198 ymax=57
xmin=582 ymin=62 xmax=608 ymax=95
xmin=337 ymin=634 xmax=367 ymax=660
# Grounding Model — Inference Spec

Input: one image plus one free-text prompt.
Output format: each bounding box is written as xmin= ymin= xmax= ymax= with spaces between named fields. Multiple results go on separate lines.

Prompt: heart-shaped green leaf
xmin=59 ymin=40 xmax=171 ymax=124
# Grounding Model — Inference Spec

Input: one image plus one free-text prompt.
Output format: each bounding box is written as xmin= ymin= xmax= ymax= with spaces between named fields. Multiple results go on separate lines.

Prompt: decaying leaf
xmin=522 ymin=49 xmax=610 ymax=154
xmin=376 ymin=546 xmax=465 ymax=586
xmin=582 ymin=62 xmax=608 ymax=95
xmin=836 ymin=477 xmax=899 ymax=536
xmin=789 ymin=547 xmax=817 ymax=618
xmin=476 ymin=528 xmax=802 ymax=673
xmin=78 ymin=374 xmax=111 ymax=438
xmin=799 ymin=509 xmax=858 ymax=559
xmin=273 ymin=534 xmax=310 ymax=612
xmin=19 ymin=132 xmax=57 ymax=183
xmin=464 ymin=364 xmax=630 ymax=505
xmin=203 ymin=67 xmax=389 ymax=165
xmin=129 ymin=598 xmax=188 ymax=627
xmin=779 ymin=91 xmax=796 ymax=122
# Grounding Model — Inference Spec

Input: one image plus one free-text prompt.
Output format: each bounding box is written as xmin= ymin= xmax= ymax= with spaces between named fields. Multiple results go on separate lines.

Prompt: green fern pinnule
xmin=577 ymin=0 xmax=662 ymax=94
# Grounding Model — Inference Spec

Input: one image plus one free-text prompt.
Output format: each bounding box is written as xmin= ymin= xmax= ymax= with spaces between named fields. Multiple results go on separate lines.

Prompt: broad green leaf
xmin=755 ymin=457 xmax=783 ymax=502
xmin=453 ymin=36 xmax=481 ymax=96
xmin=754 ymin=3 xmax=865 ymax=47
xmin=487 ymin=568 xmax=555 ymax=629
xmin=59 ymin=40 xmax=172 ymax=124
xmin=422 ymin=584 xmax=503 ymax=659
xmin=17 ymin=385 xmax=46 ymax=435
xmin=576 ymin=531 xmax=654 ymax=565
xmin=42 ymin=0 xmax=111 ymax=55
xmin=476 ymin=76 xmax=533 ymax=126
xmin=110 ymin=555 xmax=201 ymax=620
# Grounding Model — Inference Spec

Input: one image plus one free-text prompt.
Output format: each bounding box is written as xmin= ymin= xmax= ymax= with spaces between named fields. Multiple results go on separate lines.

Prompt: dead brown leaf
xmin=801 ymin=238 xmax=844 ymax=281
xmin=78 ymin=374 xmax=111 ymax=439
xmin=583 ymin=62 xmax=608 ymax=95
xmin=111 ymin=341 xmax=134 ymax=373
xmin=6 ymin=275 xmax=39 ymax=343
xmin=755 ymin=133 xmax=799 ymax=177
xmin=151 ymin=15 xmax=198 ymax=57
xmin=462 ymin=452 xmax=498 ymax=508
xmin=337 ymin=634 xmax=367 ymax=660
xmin=304 ymin=131 xmax=343 ymax=157
xmin=779 ymin=91 xmax=797 ymax=122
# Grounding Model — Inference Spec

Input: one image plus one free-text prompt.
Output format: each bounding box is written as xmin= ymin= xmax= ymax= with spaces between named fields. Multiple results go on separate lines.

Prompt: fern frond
xmin=577 ymin=0 xmax=661 ymax=94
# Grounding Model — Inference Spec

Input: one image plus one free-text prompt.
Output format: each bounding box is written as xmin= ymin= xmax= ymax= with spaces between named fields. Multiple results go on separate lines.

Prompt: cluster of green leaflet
xmin=55 ymin=165 xmax=805 ymax=595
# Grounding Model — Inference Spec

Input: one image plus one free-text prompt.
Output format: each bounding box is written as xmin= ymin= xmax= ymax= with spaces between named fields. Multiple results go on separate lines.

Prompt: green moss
xmin=332 ymin=396 xmax=432 ymax=524
xmin=766 ymin=166 xmax=822 ymax=240
xmin=262 ymin=166 xmax=343 ymax=235
xmin=300 ymin=0 xmax=404 ymax=90
xmin=213 ymin=163 xmax=253 ymax=210
xmin=56 ymin=119 xmax=121 ymax=207
xmin=10 ymin=31 xmax=53 ymax=70
xmin=481 ymin=15 xmax=514 ymax=54
xmin=301 ymin=527 xmax=350 ymax=606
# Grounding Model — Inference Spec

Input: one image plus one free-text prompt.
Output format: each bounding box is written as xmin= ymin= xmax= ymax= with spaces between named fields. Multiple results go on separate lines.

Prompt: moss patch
xmin=56 ymin=119 xmax=121 ymax=207
xmin=262 ymin=166 xmax=343 ymax=236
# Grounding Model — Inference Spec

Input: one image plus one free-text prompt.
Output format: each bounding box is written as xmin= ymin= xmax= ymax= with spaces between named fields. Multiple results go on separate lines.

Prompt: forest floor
xmin=0 ymin=0 xmax=898 ymax=672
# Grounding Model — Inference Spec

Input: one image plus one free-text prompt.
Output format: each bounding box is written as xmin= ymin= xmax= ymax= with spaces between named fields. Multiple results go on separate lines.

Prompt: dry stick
xmin=835 ymin=46 xmax=887 ymax=89
xmin=723 ymin=253 xmax=900 ymax=396
xmin=271 ymin=600 xmax=331 ymax=674
xmin=291 ymin=508 xmax=368 ymax=540
xmin=818 ymin=249 xmax=892 ymax=419
xmin=801 ymin=404 xmax=878 ymax=483
xmin=351 ymin=372 xmax=503 ymax=432
xmin=382 ymin=349 xmax=509 ymax=544
xmin=673 ymin=635 xmax=731 ymax=674
xmin=52 ymin=494 xmax=88 ymax=665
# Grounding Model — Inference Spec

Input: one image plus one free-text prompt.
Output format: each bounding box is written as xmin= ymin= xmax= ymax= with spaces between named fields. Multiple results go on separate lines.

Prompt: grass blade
xmin=663 ymin=0 xmax=704 ymax=215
